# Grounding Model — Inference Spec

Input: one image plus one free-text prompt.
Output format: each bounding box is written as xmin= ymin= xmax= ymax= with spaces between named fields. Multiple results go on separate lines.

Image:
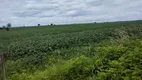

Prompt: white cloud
xmin=0 ymin=0 xmax=142 ymax=27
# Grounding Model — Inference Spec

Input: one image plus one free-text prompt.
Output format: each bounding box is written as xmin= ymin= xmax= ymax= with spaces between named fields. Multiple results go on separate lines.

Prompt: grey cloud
xmin=60 ymin=9 xmax=90 ymax=17
xmin=14 ymin=10 xmax=41 ymax=17
xmin=0 ymin=0 xmax=142 ymax=27
xmin=25 ymin=3 xmax=59 ymax=10
xmin=0 ymin=20 xmax=6 ymax=25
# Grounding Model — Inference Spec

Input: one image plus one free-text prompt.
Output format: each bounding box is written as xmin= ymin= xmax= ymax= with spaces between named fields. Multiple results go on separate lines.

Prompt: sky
xmin=0 ymin=0 xmax=142 ymax=27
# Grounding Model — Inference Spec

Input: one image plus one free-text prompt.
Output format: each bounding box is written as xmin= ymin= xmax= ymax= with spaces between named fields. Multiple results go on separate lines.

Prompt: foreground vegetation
xmin=0 ymin=21 xmax=142 ymax=80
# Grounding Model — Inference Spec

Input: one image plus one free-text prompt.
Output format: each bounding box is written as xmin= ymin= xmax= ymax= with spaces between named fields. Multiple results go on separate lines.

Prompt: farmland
xmin=0 ymin=21 xmax=142 ymax=80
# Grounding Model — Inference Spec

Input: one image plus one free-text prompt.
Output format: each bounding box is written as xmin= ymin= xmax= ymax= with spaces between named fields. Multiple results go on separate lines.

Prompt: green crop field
xmin=0 ymin=21 xmax=142 ymax=80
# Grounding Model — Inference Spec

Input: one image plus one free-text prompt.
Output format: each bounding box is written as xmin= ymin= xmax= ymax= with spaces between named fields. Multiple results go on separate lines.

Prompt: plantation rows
xmin=0 ymin=21 xmax=142 ymax=80
xmin=4 ymin=27 xmax=142 ymax=63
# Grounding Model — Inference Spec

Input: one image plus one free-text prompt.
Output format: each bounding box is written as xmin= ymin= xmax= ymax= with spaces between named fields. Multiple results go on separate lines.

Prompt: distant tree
xmin=50 ymin=23 xmax=53 ymax=26
xmin=7 ymin=23 xmax=11 ymax=28
xmin=6 ymin=23 xmax=11 ymax=31
xmin=38 ymin=24 xmax=40 ymax=26
xmin=2 ymin=26 xmax=6 ymax=29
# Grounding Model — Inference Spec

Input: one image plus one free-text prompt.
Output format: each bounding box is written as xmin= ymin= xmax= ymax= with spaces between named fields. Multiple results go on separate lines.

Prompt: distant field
xmin=0 ymin=21 xmax=141 ymax=45
xmin=0 ymin=21 xmax=142 ymax=80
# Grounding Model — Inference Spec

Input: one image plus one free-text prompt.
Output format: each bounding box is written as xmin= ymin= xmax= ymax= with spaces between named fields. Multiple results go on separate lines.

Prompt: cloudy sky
xmin=0 ymin=0 xmax=142 ymax=27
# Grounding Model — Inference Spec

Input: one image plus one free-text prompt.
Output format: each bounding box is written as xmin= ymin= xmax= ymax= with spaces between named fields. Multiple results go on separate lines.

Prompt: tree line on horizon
xmin=0 ymin=22 xmax=97 ymax=29
xmin=37 ymin=23 xmax=55 ymax=27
